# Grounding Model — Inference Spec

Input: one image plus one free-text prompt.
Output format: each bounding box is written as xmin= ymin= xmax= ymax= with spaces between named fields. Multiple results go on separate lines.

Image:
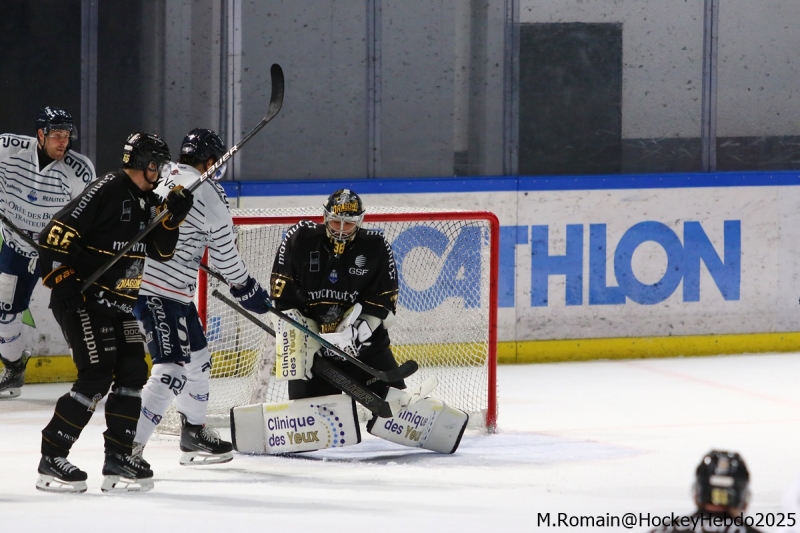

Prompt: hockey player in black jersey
xmin=270 ymin=189 xmax=403 ymax=401
xmin=243 ymin=189 xmax=467 ymax=456
xmin=647 ymin=450 xmax=763 ymax=533
xmin=35 ymin=132 xmax=193 ymax=494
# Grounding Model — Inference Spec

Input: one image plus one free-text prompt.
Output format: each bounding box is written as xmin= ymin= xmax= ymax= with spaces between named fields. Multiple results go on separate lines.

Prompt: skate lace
xmin=200 ymin=425 xmax=222 ymax=444
xmin=122 ymin=453 xmax=145 ymax=468
xmin=132 ymin=442 xmax=145 ymax=458
xmin=53 ymin=457 xmax=78 ymax=474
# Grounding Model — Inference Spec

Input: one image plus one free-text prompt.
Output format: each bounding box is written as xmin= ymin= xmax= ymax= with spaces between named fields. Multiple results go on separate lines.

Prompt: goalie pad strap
xmin=231 ymin=393 xmax=361 ymax=454
xmin=367 ymin=398 xmax=469 ymax=454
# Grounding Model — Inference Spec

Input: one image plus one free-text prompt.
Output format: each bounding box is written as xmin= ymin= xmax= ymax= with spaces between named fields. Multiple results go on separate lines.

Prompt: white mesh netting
xmin=157 ymin=207 xmax=497 ymax=433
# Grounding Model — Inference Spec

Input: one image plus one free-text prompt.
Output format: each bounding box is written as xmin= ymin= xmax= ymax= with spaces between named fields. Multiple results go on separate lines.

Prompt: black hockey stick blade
xmin=80 ymin=64 xmax=285 ymax=293
xmin=311 ymin=355 xmax=393 ymax=418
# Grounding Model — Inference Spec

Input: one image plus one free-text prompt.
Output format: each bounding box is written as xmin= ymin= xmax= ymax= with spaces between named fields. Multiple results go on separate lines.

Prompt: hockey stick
xmin=209 ymin=288 xmax=393 ymax=417
xmin=0 ymin=215 xmax=39 ymax=250
xmin=210 ymin=286 xmax=418 ymax=383
xmin=81 ymin=64 xmax=285 ymax=292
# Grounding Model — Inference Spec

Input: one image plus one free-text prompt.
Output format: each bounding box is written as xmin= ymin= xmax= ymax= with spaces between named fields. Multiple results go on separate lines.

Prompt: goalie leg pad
xmin=367 ymin=398 xmax=469 ymax=454
xmin=231 ymin=393 xmax=361 ymax=454
xmin=273 ymin=309 xmax=321 ymax=381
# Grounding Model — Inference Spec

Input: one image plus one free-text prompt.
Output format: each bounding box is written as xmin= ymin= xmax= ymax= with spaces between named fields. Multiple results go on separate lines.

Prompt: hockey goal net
xmin=158 ymin=207 xmax=498 ymax=433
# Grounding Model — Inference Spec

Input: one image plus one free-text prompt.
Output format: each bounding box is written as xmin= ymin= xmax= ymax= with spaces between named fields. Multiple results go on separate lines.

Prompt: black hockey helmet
xmin=180 ymin=128 xmax=227 ymax=180
xmin=323 ymin=189 xmax=365 ymax=246
xmin=694 ymin=450 xmax=750 ymax=510
xmin=36 ymin=106 xmax=77 ymax=140
xmin=121 ymin=132 xmax=172 ymax=175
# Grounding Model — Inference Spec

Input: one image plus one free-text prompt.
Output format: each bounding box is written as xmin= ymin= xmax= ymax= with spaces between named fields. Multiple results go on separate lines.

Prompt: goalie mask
xmin=323 ymin=189 xmax=365 ymax=253
xmin=121 ymin=132 xmax=172 ymax=184
xmin=693 ymin=450 xmax=750 ymax=510
xmin=180 ymin=128 xmax=228 ymax=180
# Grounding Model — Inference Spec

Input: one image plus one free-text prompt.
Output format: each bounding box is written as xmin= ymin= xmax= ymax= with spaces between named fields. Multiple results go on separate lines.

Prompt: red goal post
xmin=189 ymin=207 xmax=498 ymax=432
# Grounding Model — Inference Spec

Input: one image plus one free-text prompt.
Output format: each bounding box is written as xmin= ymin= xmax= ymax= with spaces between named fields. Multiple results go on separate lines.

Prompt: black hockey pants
xmin=41 ymin=302 xmax=148 ymax=457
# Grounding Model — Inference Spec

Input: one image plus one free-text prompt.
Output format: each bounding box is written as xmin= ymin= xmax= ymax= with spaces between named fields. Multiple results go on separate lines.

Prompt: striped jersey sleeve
xmin=138 ymin=165 xmax=250 ymax=303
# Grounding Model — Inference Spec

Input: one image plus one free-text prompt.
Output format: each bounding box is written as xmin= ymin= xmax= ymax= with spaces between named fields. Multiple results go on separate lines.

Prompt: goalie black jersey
xmin=38 ymin=170 xmax=180 ymax=314
xmin=270 ymin=221 xmax=399 ymax=355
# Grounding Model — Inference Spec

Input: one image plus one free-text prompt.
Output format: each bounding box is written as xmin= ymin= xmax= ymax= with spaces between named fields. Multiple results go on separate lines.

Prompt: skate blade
xmin=101 ymin=475 xmax=154 ymax=493
xmin=0 ymin=387 xmax=21 ymax=399
xmin=180 ymin=450 xmax=233 ymax=466
xmin=35 ymin=474 xmax=87 ymax=493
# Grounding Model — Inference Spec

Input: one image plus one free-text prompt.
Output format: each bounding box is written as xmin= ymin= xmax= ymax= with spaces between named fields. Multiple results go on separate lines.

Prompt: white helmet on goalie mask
xmin=323 ymin=189 xmax=365 ymax=252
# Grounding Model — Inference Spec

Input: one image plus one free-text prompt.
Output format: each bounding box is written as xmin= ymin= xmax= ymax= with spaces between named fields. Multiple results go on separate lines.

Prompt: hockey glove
xmin=67 ymin=241 xmax=104 ymax=282
xmin=47 ymin=268 xmax=86 ymax=313
xmin=230 ymin=276 xmax=270 ymax=314
xmin=163 ymin=185 xmax=194 ymax=229
xmin=319 ymin=320 xmax=372 ymax=360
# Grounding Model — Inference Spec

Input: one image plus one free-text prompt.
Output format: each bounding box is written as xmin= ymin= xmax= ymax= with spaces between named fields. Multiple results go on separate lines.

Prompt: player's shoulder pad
xmin=0 ymin=134 xmax=34 ymax=161
xmin=61 ymin=150 xmax=96 ymax=184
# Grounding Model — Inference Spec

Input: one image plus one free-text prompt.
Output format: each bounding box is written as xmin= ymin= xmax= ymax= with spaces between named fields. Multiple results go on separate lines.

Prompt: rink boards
xmin=19 ymin=171 xmax=800 ymax=378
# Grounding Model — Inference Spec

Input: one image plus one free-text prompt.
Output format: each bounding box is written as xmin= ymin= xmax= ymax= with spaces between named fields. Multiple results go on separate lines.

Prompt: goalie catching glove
xmin=319 ymin=303 xmax=378 ymax=359
xmin=230 ymin=276 xmax=269 ymax=314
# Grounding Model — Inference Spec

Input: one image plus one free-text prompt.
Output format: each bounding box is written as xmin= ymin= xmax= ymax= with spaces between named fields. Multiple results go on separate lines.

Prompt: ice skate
xmin=179 ymin=413 xmax=233 ymax=466
xmin=101 ymin=452 xmax=154 ymax=493
xmin=35 ymin=455 xmax=88 ymax=493
xmin=131 ymin=441 xmax=151 ymax=470
xmin=0 ymin=350 xmax=31 ymax=399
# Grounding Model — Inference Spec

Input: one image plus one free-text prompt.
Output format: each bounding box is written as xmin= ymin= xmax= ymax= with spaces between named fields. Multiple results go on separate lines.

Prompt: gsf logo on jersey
xmin=349 ymin=255 xmax=369 ymax=276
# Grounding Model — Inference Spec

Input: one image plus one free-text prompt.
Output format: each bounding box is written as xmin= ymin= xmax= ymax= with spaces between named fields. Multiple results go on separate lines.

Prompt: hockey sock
xmin=104 ymin=387 xmax=142 ymax=455
xmin=136 ymin=363 xmax=186 ymax=445
xmin=41 ymin=392 xmax=101 ymax=457
xmin=174 ymin=348 xmax=211 ymax=426
xmin=0 ymin=312 xmax=25 ymax=363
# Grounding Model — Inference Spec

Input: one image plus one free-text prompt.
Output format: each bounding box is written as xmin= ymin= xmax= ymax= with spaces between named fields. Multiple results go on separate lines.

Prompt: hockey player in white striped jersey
xmin=133 ymin=128 xmax=270 ymax=465
xmin=0 ymin=107 xmax=96 ymax=398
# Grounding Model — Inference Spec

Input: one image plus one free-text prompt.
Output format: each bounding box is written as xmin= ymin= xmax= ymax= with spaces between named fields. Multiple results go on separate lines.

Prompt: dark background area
xmin=0 ymin=0 xmax=82 ymax=148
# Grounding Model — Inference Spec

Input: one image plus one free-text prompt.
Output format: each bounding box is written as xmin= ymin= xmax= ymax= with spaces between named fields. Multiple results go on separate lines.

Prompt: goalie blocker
xmin=231 ymin=390 xmax=468 ymax=455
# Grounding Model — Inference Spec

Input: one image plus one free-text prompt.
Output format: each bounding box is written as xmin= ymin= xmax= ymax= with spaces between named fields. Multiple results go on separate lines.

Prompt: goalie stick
xmin=81 ymin=63 xmax=285 ymax=293
xmin=210 ymin=287 xmax=418 ymax=384
xmin=209 ymin=289 xmax=394 ymax=418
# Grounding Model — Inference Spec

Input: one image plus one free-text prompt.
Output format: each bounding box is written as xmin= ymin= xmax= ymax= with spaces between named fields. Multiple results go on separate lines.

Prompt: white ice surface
xmin=2 ymin=353 xmax=799 ymax=532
